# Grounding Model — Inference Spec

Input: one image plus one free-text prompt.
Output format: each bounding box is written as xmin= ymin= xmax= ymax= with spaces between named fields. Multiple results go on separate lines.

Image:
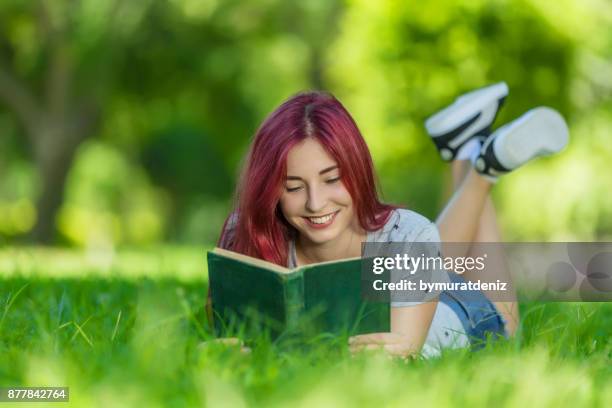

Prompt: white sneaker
xmin=473 ymin=107 xmax=570 ymax=182
xmin=425 ymin=82 xmax=509 ymax=161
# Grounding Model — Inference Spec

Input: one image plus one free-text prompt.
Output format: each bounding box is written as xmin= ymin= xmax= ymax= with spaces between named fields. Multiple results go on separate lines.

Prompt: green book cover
xmin=207 ymin=248 xmax=390 ymax=338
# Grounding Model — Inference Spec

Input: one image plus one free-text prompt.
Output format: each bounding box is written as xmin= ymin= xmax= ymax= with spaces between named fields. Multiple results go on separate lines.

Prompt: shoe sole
xmin=493 ymin=107 xmax=569 ymax=170
xmin=425 ymin=82 xmax=509 ymax=137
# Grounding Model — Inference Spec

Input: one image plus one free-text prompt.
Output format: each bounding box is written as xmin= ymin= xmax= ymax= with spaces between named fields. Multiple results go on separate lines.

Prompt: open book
xmin=207 ymin=248 xmax=390 ymax=338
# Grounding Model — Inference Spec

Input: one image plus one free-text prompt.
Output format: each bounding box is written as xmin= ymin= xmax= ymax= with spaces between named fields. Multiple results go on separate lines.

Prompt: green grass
xmin=0 ymin=247 xmax=610 ymax=407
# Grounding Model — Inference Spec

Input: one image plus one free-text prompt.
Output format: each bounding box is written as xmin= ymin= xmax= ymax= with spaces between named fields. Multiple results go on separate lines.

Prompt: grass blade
xmin=0 ymin=283 xmax=30 ymax=330
xmin=111 ymin=310 xmax=122 ymax=342
xmin=73 ymin=321 xmax=94 ymax=347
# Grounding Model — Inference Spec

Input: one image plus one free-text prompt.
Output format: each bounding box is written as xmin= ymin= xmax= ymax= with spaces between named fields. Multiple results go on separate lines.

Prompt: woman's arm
xmin=349 ymin=301 xmax=437 ymax=358
xmin=350 ymin=219 xmax=440 ymax=357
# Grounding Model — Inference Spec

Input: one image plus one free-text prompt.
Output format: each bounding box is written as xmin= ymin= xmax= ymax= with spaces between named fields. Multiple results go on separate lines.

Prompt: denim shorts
xmin=438 ymin=272 xmax=508 ymax=350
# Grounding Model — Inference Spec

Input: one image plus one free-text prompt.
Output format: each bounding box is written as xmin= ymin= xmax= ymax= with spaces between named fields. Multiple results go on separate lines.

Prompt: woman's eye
xmin=286 ymin=186 xmax=302 ymax=192
xmin=326 ymin=177 xmax=340 ymax=184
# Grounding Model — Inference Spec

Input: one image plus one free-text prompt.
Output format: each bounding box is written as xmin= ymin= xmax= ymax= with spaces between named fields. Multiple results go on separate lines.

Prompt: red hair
xmin=220 ymin=91 xmax=396 ymax=266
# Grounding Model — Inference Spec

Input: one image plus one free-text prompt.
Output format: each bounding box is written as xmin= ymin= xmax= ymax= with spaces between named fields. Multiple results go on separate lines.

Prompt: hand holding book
xmin=198 ymin=333 xmax=418 ymax=358
xmin=349 ymin=332 xmax=418 ymax=358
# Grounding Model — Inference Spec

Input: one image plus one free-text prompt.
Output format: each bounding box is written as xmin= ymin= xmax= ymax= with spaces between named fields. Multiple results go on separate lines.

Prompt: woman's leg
xmin=436 ymin=162 xmax=492 ymax=244
xmin=436 ymin=160 xmax=519 ymax=336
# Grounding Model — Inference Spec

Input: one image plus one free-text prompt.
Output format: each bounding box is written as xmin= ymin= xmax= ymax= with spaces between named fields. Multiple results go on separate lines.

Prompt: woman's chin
xmin=300 ymin=228 xmax=339 ymax=245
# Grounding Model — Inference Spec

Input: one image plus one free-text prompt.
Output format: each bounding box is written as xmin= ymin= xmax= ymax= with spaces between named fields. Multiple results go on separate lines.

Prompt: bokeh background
xmin=1 ymin=2 xmax=611 ymax=406
xmin=1 ymin=0 xmax=611 ymax=251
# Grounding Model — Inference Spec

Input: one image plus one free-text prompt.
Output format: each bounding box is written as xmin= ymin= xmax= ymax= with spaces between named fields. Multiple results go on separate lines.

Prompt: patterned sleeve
xmin=413 ymin=222 xmax=441 ymax=244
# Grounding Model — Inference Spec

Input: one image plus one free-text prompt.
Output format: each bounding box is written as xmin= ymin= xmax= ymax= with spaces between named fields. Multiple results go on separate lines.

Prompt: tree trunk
xmin=29 ymin=123 xmax=87 ymax=243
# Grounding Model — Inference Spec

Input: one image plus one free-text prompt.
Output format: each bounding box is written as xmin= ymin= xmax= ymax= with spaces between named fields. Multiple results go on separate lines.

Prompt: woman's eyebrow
xmin=286 ymin=165 xmax=338 ymax=180
xmin=319 ymin=165 xmax=339 ymax=175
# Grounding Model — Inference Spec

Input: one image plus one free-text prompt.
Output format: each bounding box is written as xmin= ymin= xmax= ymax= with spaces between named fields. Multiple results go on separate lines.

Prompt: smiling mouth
xmin=303 ymin=210 xmax=340 ymax=227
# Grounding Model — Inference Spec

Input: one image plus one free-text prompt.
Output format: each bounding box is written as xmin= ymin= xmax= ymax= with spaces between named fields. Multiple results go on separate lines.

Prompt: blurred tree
xmin=0 ymin=0 xmax=157 ymax=243
xmin=0 ymin=0 xmax=346 ymax=245
xmin=98 ymin=0 xmax=346 ymax=243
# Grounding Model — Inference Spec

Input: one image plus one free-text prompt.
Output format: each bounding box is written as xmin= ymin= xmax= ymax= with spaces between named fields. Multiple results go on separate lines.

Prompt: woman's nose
xmin=306 ymin=186 xmax=327 ymax=213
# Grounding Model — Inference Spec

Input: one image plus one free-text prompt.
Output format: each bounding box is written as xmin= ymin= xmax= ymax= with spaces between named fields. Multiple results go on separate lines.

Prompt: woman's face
xmin=279 ymin=137 xmax=357 ymax=246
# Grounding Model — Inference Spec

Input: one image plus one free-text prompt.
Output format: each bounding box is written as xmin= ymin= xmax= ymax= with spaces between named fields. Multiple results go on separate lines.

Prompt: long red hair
xmin=219 ymin=91 xmax=396 ymax=266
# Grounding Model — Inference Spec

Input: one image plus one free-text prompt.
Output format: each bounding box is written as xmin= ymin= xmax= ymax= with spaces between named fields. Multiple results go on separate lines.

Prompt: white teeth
xmin=308 ymin=212 xmax=335 ymax=224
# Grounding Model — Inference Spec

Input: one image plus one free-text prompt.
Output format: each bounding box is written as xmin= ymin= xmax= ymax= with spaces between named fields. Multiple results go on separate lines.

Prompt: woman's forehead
xmin=286 ymin=138 xmax=337 ymax=174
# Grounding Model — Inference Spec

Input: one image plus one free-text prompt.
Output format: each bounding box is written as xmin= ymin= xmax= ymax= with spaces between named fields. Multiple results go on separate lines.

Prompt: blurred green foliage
xmin=1 ymin=0 xmax=611 ymax=247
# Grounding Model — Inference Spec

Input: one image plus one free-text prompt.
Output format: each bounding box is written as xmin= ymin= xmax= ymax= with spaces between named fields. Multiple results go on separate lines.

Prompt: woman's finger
xmin=380 ymin=343 xmax=416 ymax=358
xmin=349 ymin=332 xmax=402 ymax=346
xmin=349 ymin=343 xmax=385 ymax=353
xmin=350 ymin=342 xmax=415 ymax=359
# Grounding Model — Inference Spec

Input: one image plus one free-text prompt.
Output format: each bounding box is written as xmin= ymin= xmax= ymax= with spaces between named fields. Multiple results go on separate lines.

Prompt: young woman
xmin=208 ymin=85 xmax=569 ymax=357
